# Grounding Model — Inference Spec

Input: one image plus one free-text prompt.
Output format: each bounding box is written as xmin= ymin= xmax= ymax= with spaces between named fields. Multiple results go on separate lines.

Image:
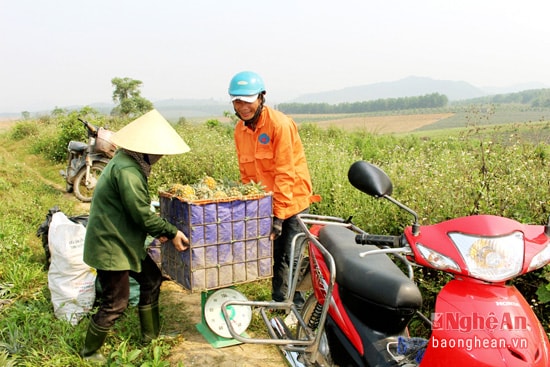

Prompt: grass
xmin=1 ymin=106 xmax=550 ymax=365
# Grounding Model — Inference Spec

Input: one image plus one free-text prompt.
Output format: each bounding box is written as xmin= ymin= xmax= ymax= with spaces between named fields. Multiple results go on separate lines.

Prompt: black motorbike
xmin=60 ymin=118 xmax=115 ymax=202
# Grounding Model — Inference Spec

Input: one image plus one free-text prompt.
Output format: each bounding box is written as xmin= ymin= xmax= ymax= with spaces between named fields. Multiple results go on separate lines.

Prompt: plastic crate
xmin=159 ymin=192 xmax=273 ymax=292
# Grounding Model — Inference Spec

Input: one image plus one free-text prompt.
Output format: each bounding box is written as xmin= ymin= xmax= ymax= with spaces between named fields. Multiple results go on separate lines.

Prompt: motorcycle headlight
xmin=528 ymin=243 xmax=550 ymax=272
xmin=449 ymin=232 xmax=524 ymax=282
xmin=416 ymin=243 xmax=461 ymax=272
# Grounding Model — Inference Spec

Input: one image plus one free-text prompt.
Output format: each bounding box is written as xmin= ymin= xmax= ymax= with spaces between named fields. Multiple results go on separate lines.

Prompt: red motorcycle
xmin=222 ymin=160 xmax=550 ymax=366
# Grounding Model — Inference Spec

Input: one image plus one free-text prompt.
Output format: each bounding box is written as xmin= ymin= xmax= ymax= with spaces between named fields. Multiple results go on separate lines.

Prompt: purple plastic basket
xmin=159 ymin=192 xmax=273 ymax=292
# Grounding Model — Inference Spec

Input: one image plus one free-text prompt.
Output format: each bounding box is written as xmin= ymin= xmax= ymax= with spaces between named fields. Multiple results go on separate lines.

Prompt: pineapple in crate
xmin=241 ymin=180 xmax=265 ymax=196
xmin=164 ymin=176 xmax=267 ymax=202
xmin=167 ymin=183 xmax=195 ymax=201
xmin=201 ymin=175 xmax=218 ymax=190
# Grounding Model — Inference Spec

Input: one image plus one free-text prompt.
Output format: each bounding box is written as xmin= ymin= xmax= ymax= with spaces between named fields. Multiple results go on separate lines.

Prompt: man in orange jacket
xmin=228 ymin=71 xmax=319 ymax=310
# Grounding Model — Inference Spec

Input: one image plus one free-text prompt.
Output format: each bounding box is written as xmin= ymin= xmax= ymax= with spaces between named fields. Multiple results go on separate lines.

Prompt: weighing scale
xmin=196 ymin=287 xmax=252 ymax=348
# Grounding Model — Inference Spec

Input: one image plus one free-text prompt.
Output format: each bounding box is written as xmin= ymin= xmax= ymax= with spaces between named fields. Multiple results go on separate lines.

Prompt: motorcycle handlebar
xmin=355 ymin=233 xmax=401 ymax=248
xmin=78 ymin=117 xmax=98 ymax=135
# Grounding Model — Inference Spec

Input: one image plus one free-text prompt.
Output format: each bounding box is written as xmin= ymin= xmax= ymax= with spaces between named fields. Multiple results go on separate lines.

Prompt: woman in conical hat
xmin=80 ymin=109 xmax=190 ymax=362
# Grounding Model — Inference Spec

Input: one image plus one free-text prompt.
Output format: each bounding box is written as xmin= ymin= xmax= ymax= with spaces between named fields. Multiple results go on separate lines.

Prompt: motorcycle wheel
xmin=73 ymin=162 xmax=106 ymax=202
xmin=296 ymin=295 xmax=336 ymax=367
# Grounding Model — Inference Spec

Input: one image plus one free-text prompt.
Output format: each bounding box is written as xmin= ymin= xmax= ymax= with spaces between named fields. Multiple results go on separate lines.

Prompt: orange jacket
xmin=234 ymin=106 xmax=318 ymax=220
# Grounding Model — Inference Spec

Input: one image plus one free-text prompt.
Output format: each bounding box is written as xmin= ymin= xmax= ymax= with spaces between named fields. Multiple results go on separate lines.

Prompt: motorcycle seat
xmin=68 ymin=141 xmax=88 ymax=152
xmin=318 ymin=224 xmax=422 ymax=310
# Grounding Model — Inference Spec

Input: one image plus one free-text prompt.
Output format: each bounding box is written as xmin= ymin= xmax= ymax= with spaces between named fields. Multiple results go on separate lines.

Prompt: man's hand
xmin=171 ymin=230 xmax=190 ymax=252
xmin=270 ymin=217 xmax=284 ymax=241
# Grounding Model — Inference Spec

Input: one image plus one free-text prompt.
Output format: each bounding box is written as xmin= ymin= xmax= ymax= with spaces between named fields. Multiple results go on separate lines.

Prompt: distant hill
xmin=289 ymin=77 xmax=549 ymax=105
xmin=290 ymin=76 xmax=487 ymax=103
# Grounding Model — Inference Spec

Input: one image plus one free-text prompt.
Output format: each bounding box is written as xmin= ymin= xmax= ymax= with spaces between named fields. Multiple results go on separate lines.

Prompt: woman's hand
xmin=159 ymin=230 xmax=189 ymax=252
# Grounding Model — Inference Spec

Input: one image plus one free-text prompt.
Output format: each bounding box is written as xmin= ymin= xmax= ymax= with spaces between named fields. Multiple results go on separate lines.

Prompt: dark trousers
xmin=272 ymin=208 xmax=308 ymax=309
xmin=93 ymin=254 xmax=162 ymax=328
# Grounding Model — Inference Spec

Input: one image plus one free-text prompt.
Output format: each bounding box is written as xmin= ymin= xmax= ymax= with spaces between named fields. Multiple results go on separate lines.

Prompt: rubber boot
xmin=80 ymin=319 xmax=109 ymax=363
xmin=139 ymin=302 xmax=160 ymax=343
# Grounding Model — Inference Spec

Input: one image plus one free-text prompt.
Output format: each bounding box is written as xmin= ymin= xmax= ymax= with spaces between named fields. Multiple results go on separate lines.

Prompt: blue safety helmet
xmin=228 ymin=71 xmax=266 ymax=98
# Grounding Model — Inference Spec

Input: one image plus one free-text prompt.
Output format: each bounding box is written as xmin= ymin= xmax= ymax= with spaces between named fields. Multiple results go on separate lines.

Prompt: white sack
xmin=47 ymin=212 xmax=96 ymax=325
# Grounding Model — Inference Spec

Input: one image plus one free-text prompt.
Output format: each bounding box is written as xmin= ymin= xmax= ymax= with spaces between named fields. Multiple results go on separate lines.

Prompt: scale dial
xmin=204 ymin=288 xmax=252 ymax=338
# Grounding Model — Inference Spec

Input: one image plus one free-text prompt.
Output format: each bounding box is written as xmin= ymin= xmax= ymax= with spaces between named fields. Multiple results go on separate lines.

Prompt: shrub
xmin=9 ymin=121 xmax=39 ymax=140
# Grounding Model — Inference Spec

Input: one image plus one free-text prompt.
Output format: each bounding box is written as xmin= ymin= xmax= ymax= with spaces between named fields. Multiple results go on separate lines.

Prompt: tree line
xmin=457 ymin=88 xmax=550 ymax=107
xmin=277 ymin=93 xmax=448 ymax=114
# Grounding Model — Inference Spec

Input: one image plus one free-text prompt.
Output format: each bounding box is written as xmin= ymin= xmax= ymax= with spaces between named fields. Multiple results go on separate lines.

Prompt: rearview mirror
xmin=347 ymin=161 xmax=393 ymax=198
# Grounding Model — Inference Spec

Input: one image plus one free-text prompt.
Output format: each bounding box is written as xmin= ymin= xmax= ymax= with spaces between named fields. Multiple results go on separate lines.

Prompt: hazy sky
xmin=1 ymin=0 xmax=549 ymax=113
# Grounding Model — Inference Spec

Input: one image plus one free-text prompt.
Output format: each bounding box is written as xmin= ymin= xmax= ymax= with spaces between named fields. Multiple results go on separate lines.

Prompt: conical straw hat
xmin=110 ymin=109 xmax=190 ymax=155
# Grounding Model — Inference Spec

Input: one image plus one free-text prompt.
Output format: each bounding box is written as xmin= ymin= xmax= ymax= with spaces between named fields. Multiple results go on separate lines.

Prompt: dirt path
xmin=160 ymin=282 xmax=285 ymax=367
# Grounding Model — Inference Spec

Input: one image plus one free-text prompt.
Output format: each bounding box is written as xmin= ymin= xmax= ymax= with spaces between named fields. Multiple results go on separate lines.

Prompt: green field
xmin=1 ymin=105 xmax=549 ymax=365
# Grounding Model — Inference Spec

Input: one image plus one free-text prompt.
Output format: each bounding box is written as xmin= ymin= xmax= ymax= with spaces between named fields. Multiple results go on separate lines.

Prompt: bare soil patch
xmin=312 ymin=113 xmax=454 ymax=133
xmin=160 ymin=281 xmax=284 ymax=367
